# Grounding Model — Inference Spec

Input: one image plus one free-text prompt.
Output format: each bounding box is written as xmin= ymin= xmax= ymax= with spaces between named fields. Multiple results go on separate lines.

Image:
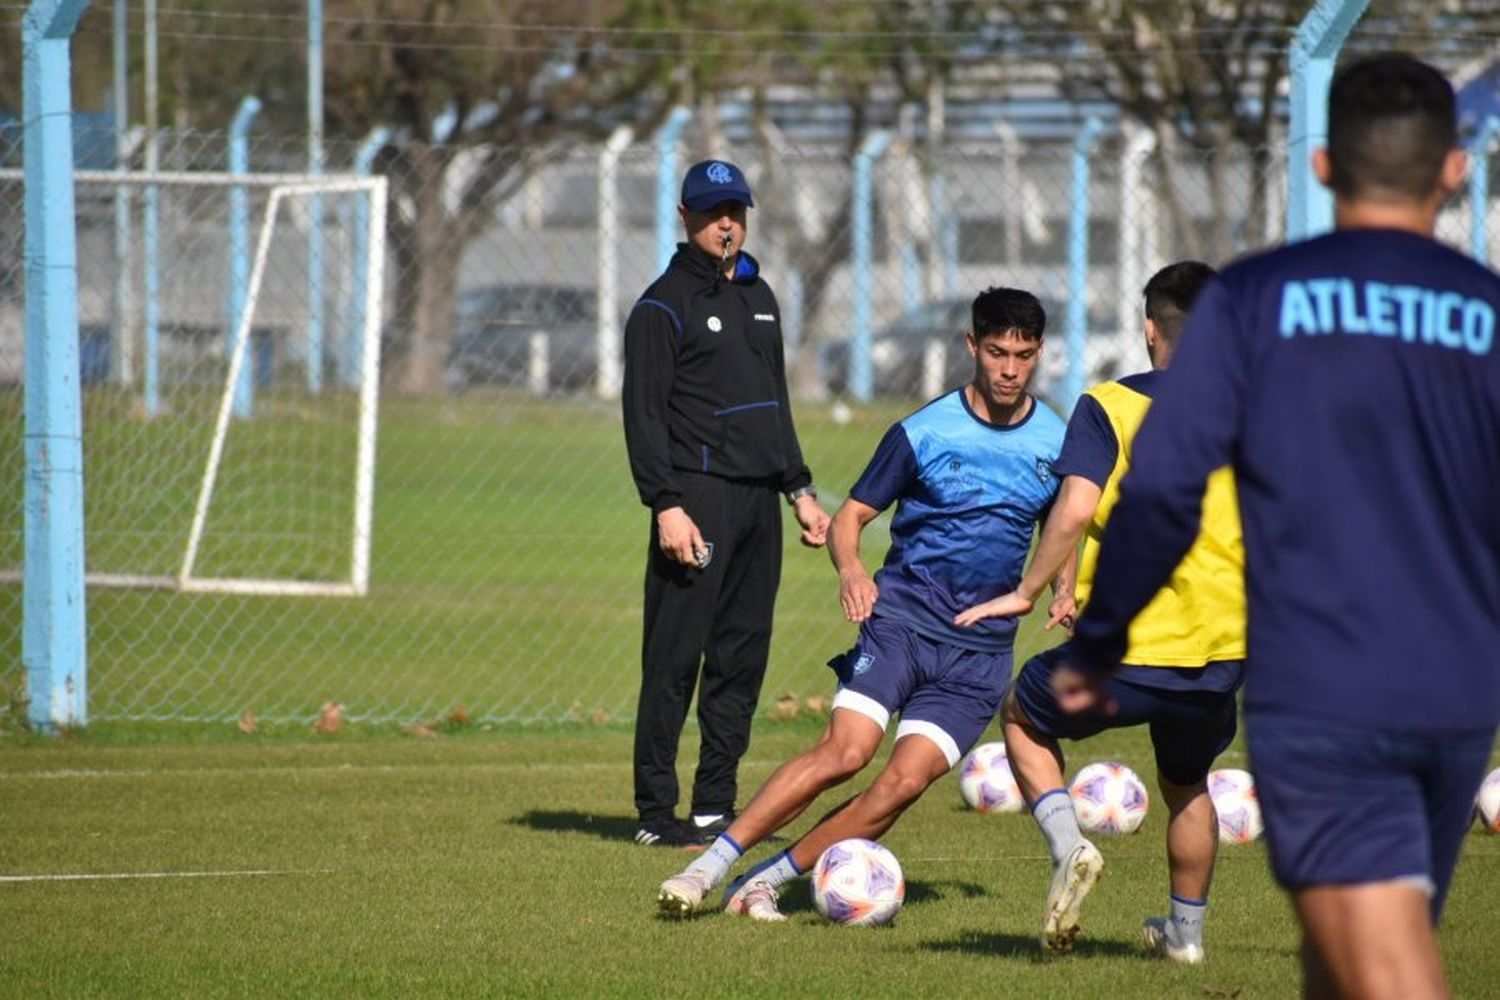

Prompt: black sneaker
xmin=688 ymin=812 xmax=735 ymax=843
xmin=634 ymin=816 xmax=703 ymax=849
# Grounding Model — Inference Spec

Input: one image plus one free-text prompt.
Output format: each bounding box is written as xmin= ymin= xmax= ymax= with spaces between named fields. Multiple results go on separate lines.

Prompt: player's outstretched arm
xmin=953 ymin=475 xmax=1100 ymax=628
xmin=828 ymin=498 xmax=881 ymax=622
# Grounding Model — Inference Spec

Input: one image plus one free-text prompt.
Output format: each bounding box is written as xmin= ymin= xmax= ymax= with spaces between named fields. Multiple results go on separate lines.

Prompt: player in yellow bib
xmin=957 ymin=261 xmax=1243 ymax=962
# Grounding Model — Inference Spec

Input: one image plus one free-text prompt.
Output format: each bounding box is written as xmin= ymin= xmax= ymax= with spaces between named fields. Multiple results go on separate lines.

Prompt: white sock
xmin=741 ymin=849 xmax=802 ymax=890
xmin=685 ymin=834 xmax=743 ymax=887
xmin=1033 ymin=788 xmax=1082 ymax=865
xmin=1169 ymin=894 xmax=1206 ymax=947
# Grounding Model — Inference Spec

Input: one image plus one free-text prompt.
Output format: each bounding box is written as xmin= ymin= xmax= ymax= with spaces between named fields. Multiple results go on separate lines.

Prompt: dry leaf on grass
xmin=314 ymin=701 xmax=344 ymax=734
xmin=237 ymin=710 xmax=259 ymax=734
xmin=804 ymin=695 xmax=831 ymax=715
xmin=403 ymin=722 xmax=438 ymax=740
xmin=446 ymin=705 xmax=471 ymax=727
xmin=768 ymin=694 xmax=800 ymax=721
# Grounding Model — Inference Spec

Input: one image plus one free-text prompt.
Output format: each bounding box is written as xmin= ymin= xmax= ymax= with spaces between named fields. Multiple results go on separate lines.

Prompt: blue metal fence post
xmin=22 ymin=0 xmax=92 ymax=731
xmin=1470 ymin=117 xmax=1498 ymax=265
xmin=228 ymin=95 xmax=261 ymax=419
xmin=345 ymin=126 xmax=390 ymax=387
xmin=655 ymin=106 xmax=692 ymax=274
xmin=306 ymin=0 xmax=325 ymax=394
xmin=1064 ymin=118 xmax=1104 ymax=412
xmin=1287 ymin=0 xmax=1370 ymax=242
xmin=850 ymin=130 xmax=892 ymax=403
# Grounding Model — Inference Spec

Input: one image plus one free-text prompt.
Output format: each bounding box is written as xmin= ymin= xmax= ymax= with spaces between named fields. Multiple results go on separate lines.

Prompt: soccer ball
xmin=1208 ymin=768 xmax=1263 ymax=844
xmin=959 ymin=741 xmax=1025 ymax=814
xmin=1069 ymin=761 xmax=1149 ymax=835
xmin=1475 ymin=767 xmax=1500 ymax=833
xmin=811 ymin=838 xmax=906 ymax=927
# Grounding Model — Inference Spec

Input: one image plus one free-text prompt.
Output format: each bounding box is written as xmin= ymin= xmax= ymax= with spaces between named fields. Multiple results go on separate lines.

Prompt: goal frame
xmin=1 ymin=169 xmax=389 ymax=597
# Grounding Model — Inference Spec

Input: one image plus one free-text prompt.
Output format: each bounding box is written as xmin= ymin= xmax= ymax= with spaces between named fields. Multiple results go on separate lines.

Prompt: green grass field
xmin=2 ymin=720 xmax=1498 ymax=997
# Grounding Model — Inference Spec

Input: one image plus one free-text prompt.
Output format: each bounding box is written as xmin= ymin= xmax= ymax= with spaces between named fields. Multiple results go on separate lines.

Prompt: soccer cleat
xmin=1142 ymin=916 xmax=1206 ymax=965
xmin=657 ymin=869 xmax=714 ymax=919
xmin=634 ymin=817 xmax=704 ymax=850
xmin=1041 ymin=838 xmax=1105 ymax=955
xmin=723 ymin=875 xmax=787 ymax=922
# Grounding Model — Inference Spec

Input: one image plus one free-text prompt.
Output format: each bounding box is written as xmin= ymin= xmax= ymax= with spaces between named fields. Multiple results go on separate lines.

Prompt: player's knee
xmin=872 ymin=767 xmax=931 ymax=809
xmin=812 ymin=740 xmax=874 ymax=783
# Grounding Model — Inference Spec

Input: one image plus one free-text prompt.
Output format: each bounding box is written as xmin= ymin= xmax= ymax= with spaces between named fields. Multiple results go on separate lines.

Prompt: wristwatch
xmin=785 ymin=485 xmax=818 ymax=506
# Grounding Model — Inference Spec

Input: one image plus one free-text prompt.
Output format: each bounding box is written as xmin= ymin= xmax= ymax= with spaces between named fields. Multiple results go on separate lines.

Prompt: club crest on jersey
xmin=852 ymin=653 xmax=875 ymax=676
xmin=1036 ymin=459 xmax=1053 ymax=485
xmin=707 ymin=316 xmax=722 ymax=332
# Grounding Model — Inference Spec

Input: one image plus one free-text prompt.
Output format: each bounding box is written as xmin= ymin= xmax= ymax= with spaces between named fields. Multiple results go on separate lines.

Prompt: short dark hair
xmin=971 ymin=287 xmax=1046 ymax=341
xmin=1327 ymin=53 xmax=1456 ymax=201
xmin=1143 ymin=261 xmax=1217 ymax=345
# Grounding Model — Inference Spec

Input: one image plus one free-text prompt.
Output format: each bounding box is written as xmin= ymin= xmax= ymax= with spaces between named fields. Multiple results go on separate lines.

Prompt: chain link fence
xmin=1 ymin=126 xmax=1495 ymax=723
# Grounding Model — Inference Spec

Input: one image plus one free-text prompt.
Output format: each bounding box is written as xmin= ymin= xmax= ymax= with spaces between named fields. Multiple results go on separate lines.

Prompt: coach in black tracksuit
xmin=623 ymin=160 xmax=830 ymax=848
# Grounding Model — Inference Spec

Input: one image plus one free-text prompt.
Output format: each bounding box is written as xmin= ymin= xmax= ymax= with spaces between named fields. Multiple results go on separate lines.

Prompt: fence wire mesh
xmin=2 ymin=127 xmax=1496 ymax=723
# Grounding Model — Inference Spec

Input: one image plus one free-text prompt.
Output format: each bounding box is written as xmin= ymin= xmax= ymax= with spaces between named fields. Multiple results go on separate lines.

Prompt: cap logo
xmin=705 ymin=162 xmax=734 ymax=184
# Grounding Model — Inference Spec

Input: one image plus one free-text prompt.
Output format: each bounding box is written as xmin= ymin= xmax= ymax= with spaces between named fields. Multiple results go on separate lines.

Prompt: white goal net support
xmin=0 ymin=170 xmax=388 ymax=598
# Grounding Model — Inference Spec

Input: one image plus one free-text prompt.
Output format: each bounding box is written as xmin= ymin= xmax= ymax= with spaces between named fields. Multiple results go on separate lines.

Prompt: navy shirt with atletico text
xmin=1073 ymin=228 xmax=1500 ymax=735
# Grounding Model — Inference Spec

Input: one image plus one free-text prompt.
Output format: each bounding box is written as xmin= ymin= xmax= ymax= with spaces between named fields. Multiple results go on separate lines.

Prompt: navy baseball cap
xmin=680 ymin=159 xmax=754 ymax=212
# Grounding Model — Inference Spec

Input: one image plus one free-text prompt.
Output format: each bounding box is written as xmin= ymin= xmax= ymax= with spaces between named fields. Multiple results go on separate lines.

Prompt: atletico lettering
xmin=1278 ymin=278 xmax=1495 ymax=356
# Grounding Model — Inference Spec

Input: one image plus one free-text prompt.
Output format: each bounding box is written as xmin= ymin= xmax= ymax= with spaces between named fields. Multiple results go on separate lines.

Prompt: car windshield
xmin=456 ymin=286 xmax=595 ymax=324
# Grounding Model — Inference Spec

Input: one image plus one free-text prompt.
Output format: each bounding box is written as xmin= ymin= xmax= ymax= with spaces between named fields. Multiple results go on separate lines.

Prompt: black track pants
xmin=633 ymin=473 xmax=782 ymax=822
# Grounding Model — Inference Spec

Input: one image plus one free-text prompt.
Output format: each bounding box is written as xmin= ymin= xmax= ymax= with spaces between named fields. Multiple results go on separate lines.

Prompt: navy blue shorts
xmin=1013 ymin=645 xmax=1242 ymax=787
xmin=1246 ymin=710 xmax=1494 ymax=922
xmin=826 ymin=616 xmax=1012 ymax=768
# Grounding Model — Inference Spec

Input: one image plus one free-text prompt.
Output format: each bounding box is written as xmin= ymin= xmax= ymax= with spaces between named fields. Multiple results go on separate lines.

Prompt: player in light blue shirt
xmin=657 ymin=287 xmax=1067 ymax=920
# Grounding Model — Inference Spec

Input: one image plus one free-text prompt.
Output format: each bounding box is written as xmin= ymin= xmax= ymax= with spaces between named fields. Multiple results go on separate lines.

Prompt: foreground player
xmin=656 ymin=287 xmax=1066 ymax=920
xmin=1062 ymin=55 xmax=1499 ymax=999
xmin=958 ymin=261 xmax=1242 ymax=961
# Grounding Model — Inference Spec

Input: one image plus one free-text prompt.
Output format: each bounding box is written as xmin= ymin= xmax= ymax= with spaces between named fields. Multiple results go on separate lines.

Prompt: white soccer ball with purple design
xmin=1208 ymin=768 xmax=1263 ymax=844
xmin=811 ymin=838 xmax=906 ymax=927
xmin=1069 ymin=761 xmax=1149 ymax=835
xmin=1475 ymin=767 xmax=1500 ymax=833
xmin=959 ymin=741 xmax=1025 ymax=814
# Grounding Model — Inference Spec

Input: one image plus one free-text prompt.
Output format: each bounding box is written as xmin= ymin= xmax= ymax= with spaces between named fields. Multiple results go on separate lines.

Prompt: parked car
xmin=822 ymin=295 xmax=1122 ymax=400
xmin=444 ymin=284 xmax=597 ymax=391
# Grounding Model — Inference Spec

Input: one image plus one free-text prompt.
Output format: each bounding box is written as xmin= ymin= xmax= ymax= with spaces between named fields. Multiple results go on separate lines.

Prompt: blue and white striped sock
xmin=1169 ymin=894 xmax=1207 ymax=947
xmin=741 ymin=849 xmax=803 ymax=890
xmin=686 ymin=834 xmax=743 ymax=887
xmin=1032 ymin=788 xmax=1082 ymax=864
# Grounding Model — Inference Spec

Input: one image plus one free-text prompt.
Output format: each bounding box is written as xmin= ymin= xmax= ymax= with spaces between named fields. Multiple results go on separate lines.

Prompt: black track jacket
xmin=622 ymin=243 xmax=812 ymax=513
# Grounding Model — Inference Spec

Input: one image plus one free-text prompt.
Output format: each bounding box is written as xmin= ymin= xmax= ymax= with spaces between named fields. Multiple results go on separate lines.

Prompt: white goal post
xmin=0 ymin=169 xmax=388 ymax=597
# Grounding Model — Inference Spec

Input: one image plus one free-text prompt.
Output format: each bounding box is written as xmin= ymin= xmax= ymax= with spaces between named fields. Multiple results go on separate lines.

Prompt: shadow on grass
xmin=920 ymin=930 xmax=1140 ymax=961
xmin=511 ymin=810 xmax=641 ymax=843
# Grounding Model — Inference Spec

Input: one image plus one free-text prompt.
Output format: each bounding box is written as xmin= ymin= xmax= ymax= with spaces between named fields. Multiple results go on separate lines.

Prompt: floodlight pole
xmin=22 ymin=0 xmax=92 ymax=732
xmin=1286 ymin=0 xmax=1369 ymax=242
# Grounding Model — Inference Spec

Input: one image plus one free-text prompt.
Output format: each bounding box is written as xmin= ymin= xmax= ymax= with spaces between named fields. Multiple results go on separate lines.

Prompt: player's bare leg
xmin=1294 ymin=883 xmax=1448 ymax=1000
xmin=1002 ymin=693 xmax=1104 ymax=955
xmin=728 ymin=708 xmax=885 ymax=850
xmin=1142 ymin=774 xmax=1215 ymax=964
xmin=786 ymin=732 xmax=952 ymax=870
xmin=723 ymin=732 xmax=949 ymax=922
xmin=658 ymin=709 xmax=881 ymax=918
